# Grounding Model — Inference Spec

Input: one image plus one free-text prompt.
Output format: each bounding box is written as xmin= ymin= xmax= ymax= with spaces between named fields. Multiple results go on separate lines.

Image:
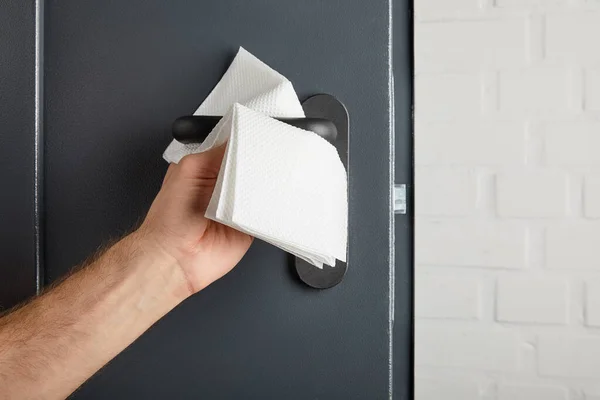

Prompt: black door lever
xmin=172 ymin=115 xmax=338 ymax=144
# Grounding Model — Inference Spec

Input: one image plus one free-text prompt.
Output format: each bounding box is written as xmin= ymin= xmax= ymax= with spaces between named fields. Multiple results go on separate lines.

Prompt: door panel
xmin=0 ymin=0 xmax=38 ymax=310
xmin=0 ymin=0 xmax=413 ymax=397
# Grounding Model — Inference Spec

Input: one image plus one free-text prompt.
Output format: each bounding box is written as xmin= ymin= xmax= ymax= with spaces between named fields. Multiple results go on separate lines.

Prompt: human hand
xmin=137 ymin=146 xmax=253 ymax=294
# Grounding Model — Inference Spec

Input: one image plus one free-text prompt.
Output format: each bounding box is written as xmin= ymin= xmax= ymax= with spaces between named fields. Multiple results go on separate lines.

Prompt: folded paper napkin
xmin=163 ymin=47 xmax=347 ymax=268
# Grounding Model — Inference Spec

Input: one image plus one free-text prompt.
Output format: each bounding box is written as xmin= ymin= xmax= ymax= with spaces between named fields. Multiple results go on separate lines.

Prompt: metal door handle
xmin=172 ymin=115 xmax=337 ymax=144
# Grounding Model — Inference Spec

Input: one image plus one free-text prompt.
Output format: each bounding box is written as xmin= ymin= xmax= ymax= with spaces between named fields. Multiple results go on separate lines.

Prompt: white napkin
xmin=163 ymin=47 xmax=347 ymax=268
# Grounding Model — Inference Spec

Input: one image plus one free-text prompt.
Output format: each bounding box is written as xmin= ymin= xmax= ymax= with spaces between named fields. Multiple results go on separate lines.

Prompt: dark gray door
xmin=0 ymin=0 xmax=39 ymax=309
xmin=1 ymin=0 xmax=413 ymax=398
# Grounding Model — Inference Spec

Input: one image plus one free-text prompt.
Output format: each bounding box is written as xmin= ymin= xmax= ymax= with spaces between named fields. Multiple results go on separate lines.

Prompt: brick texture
xmin=415 ymin=0 xmax=481 ymax=21
xmin=585 ymin=280 xmax=600 ymax=327
xmin=538 ymin=335 xmax=600 ymax=378
xmin=546 ymin=225 xmax=600 ymax=270
xmin=546 ymin=13 xmax=600 ymax=65
xmin=416 ymin=74 xmax=482 ymax=121
xmin=416 ymin=327 xmax=519 ymax=371
xmin=497 ymin=384 xmax=567 ymax=400
xmin=496 ymin=278 xmax=568 ymax=324
xmin=496 ymin=171 xmax=568 ymax=218
xmin=545 ymin=122 xmax=600 ymax=166
xmin=584 ymin=175 xmax=600 ymax=218
xmin=585 ymin=69 xmax=600 ymax=110
xmin=415 ymin=378 xmax=481 ymax=400
xmin=416 ymin=275 xmax=481 ymax=319
xmin=416 ymin=121 xmax=525 ymax=166
xmin=415 ymin=168 xmax=475 ymax=216
xmin=415 ymin=0 xmax=600 ymax=397
xmin=498 ymin=68 xmax=570 ymax=114
xmin=416 ymin=220 xmax=525 ymax=268
xmin=416 ymin=20 xmax=527 ymax=72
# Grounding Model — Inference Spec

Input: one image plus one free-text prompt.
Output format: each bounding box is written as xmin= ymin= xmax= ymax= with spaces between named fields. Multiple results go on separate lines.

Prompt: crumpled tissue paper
xmin=163 ymin=47 xmax=347 ymax=268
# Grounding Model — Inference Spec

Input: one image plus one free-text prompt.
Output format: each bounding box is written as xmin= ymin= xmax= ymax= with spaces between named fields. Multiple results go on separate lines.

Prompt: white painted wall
xmin=415 ymin=1 xmax=600 ymax=399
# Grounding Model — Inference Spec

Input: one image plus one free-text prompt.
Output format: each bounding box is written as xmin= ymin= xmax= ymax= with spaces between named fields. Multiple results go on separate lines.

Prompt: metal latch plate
xmin=394 ymin=184 xmax=407 ymax=214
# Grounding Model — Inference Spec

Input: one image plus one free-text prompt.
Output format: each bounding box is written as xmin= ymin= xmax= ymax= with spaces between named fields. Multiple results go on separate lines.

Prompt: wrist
xmin=123 ymin=230 xmax=194 ymax=302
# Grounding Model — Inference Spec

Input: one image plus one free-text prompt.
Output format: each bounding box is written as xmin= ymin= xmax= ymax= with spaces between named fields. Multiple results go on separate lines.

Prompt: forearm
xmin=0 ymin=231 xmax=190 ymax=400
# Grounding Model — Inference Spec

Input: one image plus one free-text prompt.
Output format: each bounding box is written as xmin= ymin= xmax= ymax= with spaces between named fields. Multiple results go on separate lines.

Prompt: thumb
xmin=200 ymin=143 xmax=227 ymax=168
xmin=178 ymin=143 xmax=228 ymax=179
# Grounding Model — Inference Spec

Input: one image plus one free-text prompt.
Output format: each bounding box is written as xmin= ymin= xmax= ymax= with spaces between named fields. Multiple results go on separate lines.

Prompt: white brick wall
xmin=416 ymin=168 xmax=476 ymax=216
xmin=538 ymin=335 xmax=600 ymax=378
xmin=497 ymin=384 xmax=568 ymax=400
xmin=416 ymin=326 xmax=520 ymax=371
xmin=416 ymin=220 xmax=526 ymax=268
xmin=496 ymin=171 xmax=568 ymax=217
xmin=496 ymin=277 xmax=569 ymax=324
xmin=584 ymin=175 xmax=600 ymax=218
xmin=415 ymin=1 xmax=600 ymax=398
xmin=416 ymin=274 xmax=481 ymax=319
xmin=415 ymin=378 xmax=481 ymax=400
xmin=585 ymin=280 xmax=600 ymax=326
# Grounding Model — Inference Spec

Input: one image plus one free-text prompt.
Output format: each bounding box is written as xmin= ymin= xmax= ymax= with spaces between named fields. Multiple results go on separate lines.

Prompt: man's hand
xmin=139 ymin=146 xmax=253 ymax=293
